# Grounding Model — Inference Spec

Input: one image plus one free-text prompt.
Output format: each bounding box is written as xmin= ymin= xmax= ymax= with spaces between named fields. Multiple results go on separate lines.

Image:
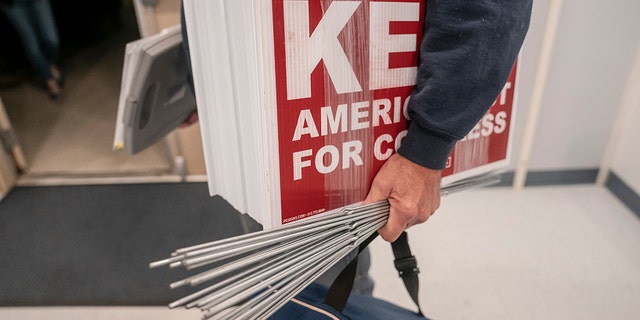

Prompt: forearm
xmin=398 ymin=0 xmax=533 ymax=170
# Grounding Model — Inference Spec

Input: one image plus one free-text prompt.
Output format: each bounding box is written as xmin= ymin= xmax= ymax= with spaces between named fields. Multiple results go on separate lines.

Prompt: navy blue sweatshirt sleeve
xmin=397 ymin=0 xmax=532 ymax=170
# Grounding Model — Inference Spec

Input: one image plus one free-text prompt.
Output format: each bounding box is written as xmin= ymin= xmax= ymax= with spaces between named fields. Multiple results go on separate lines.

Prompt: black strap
xmin=391 ymin=232 xmax=424 ymax=317
xmin=325 ymin=231 xmax=424 ymax=317
xmin=324 ymin=232 xmax=378 ymax=312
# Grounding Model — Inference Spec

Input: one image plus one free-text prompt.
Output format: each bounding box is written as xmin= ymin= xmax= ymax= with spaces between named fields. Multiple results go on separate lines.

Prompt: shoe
xmin=46 ymin=78 xmax=61 ymax=100
xmin=50 ymin=64 xmax=64 ymax=87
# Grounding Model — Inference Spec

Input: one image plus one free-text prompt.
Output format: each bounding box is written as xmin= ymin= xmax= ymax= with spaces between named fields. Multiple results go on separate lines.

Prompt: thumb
xmin=364 ymin=177 xmax=389 ymax=205
xmin=377 ymin=206 xmax=405 ymax=242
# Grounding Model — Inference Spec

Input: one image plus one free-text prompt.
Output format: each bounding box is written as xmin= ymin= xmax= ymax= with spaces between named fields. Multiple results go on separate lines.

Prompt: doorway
xmin=0 ymin=0 xmax=203 ymax=187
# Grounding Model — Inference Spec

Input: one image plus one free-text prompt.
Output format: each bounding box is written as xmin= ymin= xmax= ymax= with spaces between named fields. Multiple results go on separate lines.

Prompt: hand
xmin=364 ymin=153 xmax=441 ymax=242
xmin=179 ymin=111 xmax=199 ymax=128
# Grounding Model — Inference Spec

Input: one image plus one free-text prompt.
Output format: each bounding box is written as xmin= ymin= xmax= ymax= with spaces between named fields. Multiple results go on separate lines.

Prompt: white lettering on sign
xmin=461 ymin=111 xmax=508 ymax=142
xmin=374 ymin=134 xmax=394 ymax=160
xmin=373 ymin=130 xmax=407 ymax=161
xmin=293 ymin=140 xmax=364 ymax=181
xmin=369 ymin=2 xmax=420 ymax=90
xmin=292 ymin=95 xmax=410 ymax=141
xmin=372 ymin=99 xmax=392 ymax=127
xmin=292 ymin=130 xmax=409 ymax=180
xmin=283 ymin=1 xmax=420 ymax=100
xmin=461 ymin=80 xmax=513 ymax=142
xmin=351 ymin=101 xmax=370 ymax=131
xmin=293 ymin=149 xmax=313 ymax=180
xmin=492 ymin=81 xmax=513 ymax=106
xmin=284 ymin=1 xmax=362 ymax=100
xmin=498 ymin=82 xmax=512 ymax=105
xmin=292 ymin=109 xmax=319 ymax=141
xmin=320 ymin=104 xmax=348 ymax=136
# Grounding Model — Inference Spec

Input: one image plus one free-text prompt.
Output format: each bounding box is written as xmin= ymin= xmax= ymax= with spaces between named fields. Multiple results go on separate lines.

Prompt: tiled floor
xmin=1 ymin=185 xmax=639 ymax=320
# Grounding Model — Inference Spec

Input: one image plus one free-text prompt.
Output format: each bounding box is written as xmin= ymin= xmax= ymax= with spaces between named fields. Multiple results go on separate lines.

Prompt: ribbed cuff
xmin=397 ymin=123 xmax=457 ymax=170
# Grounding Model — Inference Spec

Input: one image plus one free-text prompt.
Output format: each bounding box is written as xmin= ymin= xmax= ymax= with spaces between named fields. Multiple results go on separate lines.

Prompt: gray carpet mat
xmin=0 ymin=183 xmax=261 ymax=306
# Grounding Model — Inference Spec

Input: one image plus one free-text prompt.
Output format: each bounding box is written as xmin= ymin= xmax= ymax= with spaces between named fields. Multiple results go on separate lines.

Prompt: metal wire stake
xmin=152 ymin=174 xmax=502 ymax=319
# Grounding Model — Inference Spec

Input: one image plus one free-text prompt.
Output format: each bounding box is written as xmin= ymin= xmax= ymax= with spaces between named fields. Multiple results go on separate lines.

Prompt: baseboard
xmin=493 ymin=172 xmax=515 ymax=187
xmin=492 ymin=169 xmax=599 ymax=187
xmin=525 ymin=169 xmax=599 ymax=186
xmin=490 ymin=169 xmax=640 ymax=218
xmin=606 ymin=172 xmax=640 ymax=218
xmin=16 ymin=174 xmax=209 ymax=187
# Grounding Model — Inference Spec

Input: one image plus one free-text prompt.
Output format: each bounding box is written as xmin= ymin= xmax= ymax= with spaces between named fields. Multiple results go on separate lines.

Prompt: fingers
xmin=180 ymin=111 xmax=199 ymax=128
xmin=378 ymin=199 xmax=433 ymax=242
xmin=366 ymin=172 xmax=404 ymax=241
xmin=365 ymin=153 xmax=440 ymax=242
xmin=377 ymin=206 xmax=410 ymax=242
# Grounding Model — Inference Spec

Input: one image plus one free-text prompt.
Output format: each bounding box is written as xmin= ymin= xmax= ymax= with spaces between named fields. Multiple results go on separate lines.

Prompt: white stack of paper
xmin=183 ymin=0 xmax=519 ymax=229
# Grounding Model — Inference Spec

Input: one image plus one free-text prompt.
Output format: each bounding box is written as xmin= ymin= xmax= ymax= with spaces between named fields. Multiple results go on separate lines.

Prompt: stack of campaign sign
xmin=183 ymin=0 xmax=519 ymax=229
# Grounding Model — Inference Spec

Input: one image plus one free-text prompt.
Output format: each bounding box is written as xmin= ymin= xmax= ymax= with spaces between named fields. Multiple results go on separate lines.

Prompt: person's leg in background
xmin=29 ymin=0 xmax=62 ymax=85
xmin=0 ymin=0 xmax=61 ymax=99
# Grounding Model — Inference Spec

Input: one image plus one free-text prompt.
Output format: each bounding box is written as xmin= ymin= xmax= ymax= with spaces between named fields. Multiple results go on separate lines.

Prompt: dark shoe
xmin=50 ymin=65 xmax=64 ymax=88
xmin=46 ymin=78 xmax=61 ymax=100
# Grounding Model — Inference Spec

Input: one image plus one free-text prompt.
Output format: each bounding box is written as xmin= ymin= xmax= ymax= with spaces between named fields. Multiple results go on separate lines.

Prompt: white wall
xmin=507 ymin=0 xmax=549 ymax=170
xmin=610 ymin=45 xmax=640 ymax=194
xmin=612 ymin=108 xmax=640 ymax=193
xmin=514 ymin=0 xmax=640 ymax=171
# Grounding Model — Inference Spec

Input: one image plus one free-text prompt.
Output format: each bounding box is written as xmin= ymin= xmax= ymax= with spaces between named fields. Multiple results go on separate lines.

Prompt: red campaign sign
xmin=272 ymin=0 xmax=515 ymax=224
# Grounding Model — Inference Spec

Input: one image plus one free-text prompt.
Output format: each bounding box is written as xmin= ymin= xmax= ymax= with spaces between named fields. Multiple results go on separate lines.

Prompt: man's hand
xmin=179 ymin=111 xmax=199 ymax=128
xmin=364 ymin=153 xmax=441 ymax=242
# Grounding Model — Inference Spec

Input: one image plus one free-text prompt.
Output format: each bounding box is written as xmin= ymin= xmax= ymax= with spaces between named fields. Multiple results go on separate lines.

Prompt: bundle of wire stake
xmin=150 ymin=173 xmax=501 ymax=320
